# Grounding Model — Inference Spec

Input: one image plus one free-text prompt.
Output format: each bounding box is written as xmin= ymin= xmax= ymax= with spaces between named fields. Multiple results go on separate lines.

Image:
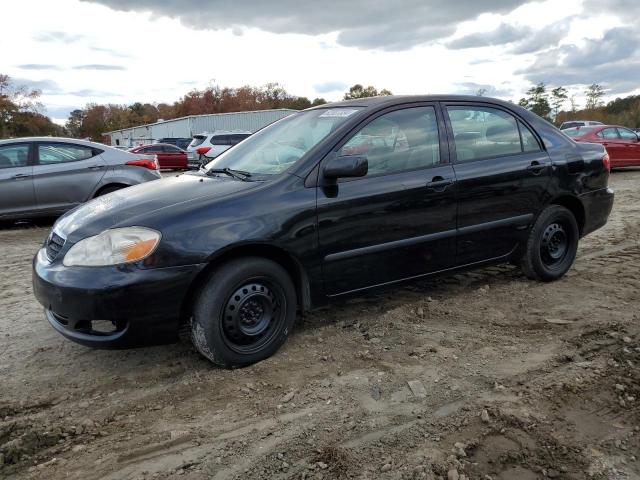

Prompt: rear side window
xmin=37 ymin=143 xmax=96 ymax=165
xmin=229 ymin=134 xmax=250 ymax=145
xmin=618 ymin=128 xmax=638 ymax=140
xmin=598 ymin=128 xmax=619 ymax=139
xmin=165 ymin=145 xmax=181 ymax=152
xmin=339 ymin=106 xmax=441 ymax=176
xmin=447 ymin=106 xmax=533 ymax=162
xmin=190 ymin=135 xmax=207 ymax=147
xmin=0 ymin=144 xmax=29 ymax=169
xmin=211 ymin=135 xmax=230 ymax=146
xmin=519 ymin=121 xmax=541 ymax=152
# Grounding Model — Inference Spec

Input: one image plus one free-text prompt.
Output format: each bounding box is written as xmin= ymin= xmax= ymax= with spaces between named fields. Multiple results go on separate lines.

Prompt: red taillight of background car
xmin=603 ymin=152 xmax=611 ymax=171
xmin=126 ymin=157 xmax=159 ymax=170
xmin=196 ymin=146 xmax=211 ymax=156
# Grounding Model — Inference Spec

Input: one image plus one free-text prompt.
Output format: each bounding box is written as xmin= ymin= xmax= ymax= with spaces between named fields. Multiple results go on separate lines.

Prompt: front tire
xmin=190 ymin=257 xmax=297 ymax=368
xmin=521 ymin=205 xmax=579 ymax=282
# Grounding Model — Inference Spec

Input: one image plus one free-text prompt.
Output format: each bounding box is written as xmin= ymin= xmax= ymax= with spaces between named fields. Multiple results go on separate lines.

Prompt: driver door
xmin=316 ymin=104 xmax=458 ymax=296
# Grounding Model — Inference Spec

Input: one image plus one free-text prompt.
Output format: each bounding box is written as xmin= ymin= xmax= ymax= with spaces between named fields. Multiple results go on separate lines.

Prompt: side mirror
xmin=323 ymin=154 xmax=368 ymax=179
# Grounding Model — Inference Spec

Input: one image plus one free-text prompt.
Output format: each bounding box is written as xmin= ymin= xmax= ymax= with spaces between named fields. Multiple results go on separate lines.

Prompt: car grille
xmin=45 ymin=232 xmax=66 ymax=261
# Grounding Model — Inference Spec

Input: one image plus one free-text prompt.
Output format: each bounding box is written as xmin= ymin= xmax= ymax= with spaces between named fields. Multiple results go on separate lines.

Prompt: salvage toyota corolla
xmin=33 ymin=95 xmax=615 ymax=368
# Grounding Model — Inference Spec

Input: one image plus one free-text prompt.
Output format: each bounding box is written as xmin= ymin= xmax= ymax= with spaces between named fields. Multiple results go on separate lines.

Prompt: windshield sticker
xmin=319 ymin=109 xmax=359 ymax=118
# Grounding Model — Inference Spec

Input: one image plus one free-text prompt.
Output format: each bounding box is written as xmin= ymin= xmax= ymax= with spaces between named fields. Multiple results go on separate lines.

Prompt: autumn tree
xmin=0 ymin=74 xmax=61 ymax=138
xmin=343 ymin=84 xmax=393 ymax=100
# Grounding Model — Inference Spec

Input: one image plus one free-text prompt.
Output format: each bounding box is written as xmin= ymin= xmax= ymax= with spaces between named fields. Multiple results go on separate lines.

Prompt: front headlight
xmin=63 ymin=227 xmax=161 ymax=267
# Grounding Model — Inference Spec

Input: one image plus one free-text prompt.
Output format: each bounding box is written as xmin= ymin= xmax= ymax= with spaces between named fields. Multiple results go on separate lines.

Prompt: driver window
xmin=618 ymin=128 xmax=637 ymax=141
xmin=339 ymin=107 xmax=440 ymax=177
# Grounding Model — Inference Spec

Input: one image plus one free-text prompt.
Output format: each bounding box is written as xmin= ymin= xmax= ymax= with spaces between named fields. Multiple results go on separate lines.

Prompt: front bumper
xmin=580 ymin=187 xmax=615 ymax=237
xmin=32 ymin=248 xmax=205 ymax=348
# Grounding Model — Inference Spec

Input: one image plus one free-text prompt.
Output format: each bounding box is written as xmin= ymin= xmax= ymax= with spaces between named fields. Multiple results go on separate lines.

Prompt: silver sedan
xmin=0 ymin=137 xmax=161 ymax=220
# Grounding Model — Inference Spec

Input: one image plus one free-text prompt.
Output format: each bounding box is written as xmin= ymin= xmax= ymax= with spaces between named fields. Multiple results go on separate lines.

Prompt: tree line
xmin=517 ymin=82 xmax=640 ymax=128
xmin=0 ymin=74 xmax=395 ymax=141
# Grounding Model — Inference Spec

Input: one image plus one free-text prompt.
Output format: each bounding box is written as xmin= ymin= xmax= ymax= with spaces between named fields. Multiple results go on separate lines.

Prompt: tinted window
xmin=519 ymin=121 xmax=541 ymax=152
xmin=229 ymin=134 xmax=250 ymax=144
xmin=447 ymin=106 xmax=521 ymax=161
xmin=618 ymin=128 xmax=638 ymax=141
xmin=211 ymin=135 xmax=230 ymax=146
xmin=0 ymin=144 xmax=29 ymax=169
xmin=600 ymin=128 xmax=619 ymax=139
xmin=339 ymin=106 xmax=440 ymax=176
xmin=190 ymin=135 xmax=207 ymax=147
xmin=38 ymin=143 xmax=95 ymax=164
xmin=165 ymin=145 xmax=181 ymax=152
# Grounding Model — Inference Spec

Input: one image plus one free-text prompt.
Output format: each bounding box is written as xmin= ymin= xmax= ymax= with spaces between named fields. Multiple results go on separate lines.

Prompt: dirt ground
xmin=1 ymin=170 xmax=639 ymax=480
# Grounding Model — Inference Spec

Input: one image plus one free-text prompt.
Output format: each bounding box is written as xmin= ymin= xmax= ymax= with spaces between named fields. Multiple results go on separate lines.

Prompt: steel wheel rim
xmin=220 ymin=279 xmax=284 ymax=354
xmin=540 ymin=222 xmax=569 ymax=267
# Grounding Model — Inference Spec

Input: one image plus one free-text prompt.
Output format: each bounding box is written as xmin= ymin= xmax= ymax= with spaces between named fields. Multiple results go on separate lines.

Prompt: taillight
xmin=126 ymin=158 xmax=158 ymax=170
xmin=603 ymin=152 xmax=610 ymax=171
xmin=196 ymin=146 xmax=211 ymax=156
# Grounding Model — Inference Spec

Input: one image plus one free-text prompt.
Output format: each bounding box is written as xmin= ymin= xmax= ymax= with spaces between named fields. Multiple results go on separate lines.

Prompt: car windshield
xmin=564 ymin=127 xmax=596 ymax=138
xmin=204 ymin=108 xmax=361 ymax=176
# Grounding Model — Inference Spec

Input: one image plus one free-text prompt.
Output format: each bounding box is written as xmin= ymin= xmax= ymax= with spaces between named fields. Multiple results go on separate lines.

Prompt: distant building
xmin=103 ymin=109 xmax=297 ymax=147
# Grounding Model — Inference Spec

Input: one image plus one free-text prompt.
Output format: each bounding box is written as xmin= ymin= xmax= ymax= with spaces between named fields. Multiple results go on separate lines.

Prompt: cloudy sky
xmin=2 ymin=0 xmax=638 ymax=123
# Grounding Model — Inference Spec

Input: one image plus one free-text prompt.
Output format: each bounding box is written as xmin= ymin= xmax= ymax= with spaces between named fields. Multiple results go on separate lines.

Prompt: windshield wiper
xmin=206 ymin=168 xmax=252 ymax=181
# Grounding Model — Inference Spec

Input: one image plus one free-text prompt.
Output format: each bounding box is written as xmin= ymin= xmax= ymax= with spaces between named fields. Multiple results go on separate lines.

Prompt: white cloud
xmin=1 ymin=0 xmax=638 ymax=124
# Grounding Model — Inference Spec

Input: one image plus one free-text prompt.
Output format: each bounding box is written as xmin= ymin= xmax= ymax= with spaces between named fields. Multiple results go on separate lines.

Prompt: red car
xmin=129 ymin=143 xmax=188 ymax=170
xmin=564 ymin=125 xmax=640 ymax=168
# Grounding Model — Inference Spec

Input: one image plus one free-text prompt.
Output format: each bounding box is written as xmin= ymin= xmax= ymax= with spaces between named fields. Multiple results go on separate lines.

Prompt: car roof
xmin=0 ymin=136 xmax=104 ymax=147
xmin=308 ymin=94 xmax=519 ymax=110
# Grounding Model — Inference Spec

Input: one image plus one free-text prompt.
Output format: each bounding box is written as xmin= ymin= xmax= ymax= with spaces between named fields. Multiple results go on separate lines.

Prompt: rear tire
xmin=520 ymin=205 xmax=579 ymax=282
xmin=190 ymin=257 xmax=297 ymax=368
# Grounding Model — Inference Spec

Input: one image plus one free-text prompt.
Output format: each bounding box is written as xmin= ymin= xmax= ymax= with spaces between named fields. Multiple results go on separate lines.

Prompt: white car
xmin=186 ymin=131 xmax=252 ymax=167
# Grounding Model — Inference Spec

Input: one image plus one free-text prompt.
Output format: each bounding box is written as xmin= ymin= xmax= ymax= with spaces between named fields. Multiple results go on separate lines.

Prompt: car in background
xmin=564 ymin=125 xmax=640 ymax=167
xmin=0 ymin=137 xmax=161 ymax=221
xmin=156 ymin=137 xmax=192 ymax=150
xmin=129 ymin=143 xmax=188 ymax=170
xmin=559 ymin=120 xmax=604 ymax=130
xmin=186 ymin=131 xmax=251 ymax=167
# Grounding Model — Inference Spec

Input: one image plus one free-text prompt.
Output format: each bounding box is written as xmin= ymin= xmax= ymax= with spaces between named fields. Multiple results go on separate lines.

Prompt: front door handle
xmin=526 ymin=161 xmax=547 ymax=175
xmin=426 ymin=177 xmax=455 ymax=191
xmin=87 ymin=165 xmax=104 ymax=170
xmin=11 ymin=173 xmax=31 ymax=180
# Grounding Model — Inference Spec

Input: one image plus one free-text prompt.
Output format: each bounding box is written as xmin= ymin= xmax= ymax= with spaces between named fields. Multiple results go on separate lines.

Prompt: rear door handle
xmin=526 ymin=161 xmax=547 ymax=175
xmin=426 ymin=177 xmax=455 ymax=191
xmin=87 ymin=165 xmax=105 ymax=170
xmin=11 ymin=173 xmax=31 ymax=180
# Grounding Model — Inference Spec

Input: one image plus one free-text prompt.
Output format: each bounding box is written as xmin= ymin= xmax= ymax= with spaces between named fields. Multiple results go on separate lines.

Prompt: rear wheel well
xmin=94 ymin=183 xmax=129 ymax=197
xmin=179 ymin=245 xmax=310 ymax=327
xmin=549 ymin=196 xmax=585 ymax=236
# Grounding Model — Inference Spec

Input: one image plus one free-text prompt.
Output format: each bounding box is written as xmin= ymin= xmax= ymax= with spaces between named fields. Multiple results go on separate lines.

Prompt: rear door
xmin=617 ymin=127 xmax=640 ymax=164
xmin=597 ymin=128 xmax=625 ymax=164
xmin=443 ymin=103 xmax=551 ymax=265
xmin=0 ymin=142 xmax=36 ymax=218
xmin=33 ymin=142 xmax=107 ymax=213
xmin=317 ymin=104 xmax=458 ymax=295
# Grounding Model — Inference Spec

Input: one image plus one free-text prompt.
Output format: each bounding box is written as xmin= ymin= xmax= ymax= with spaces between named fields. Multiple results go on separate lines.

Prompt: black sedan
xmin=33 ymin=95 xmax=614 ymax=368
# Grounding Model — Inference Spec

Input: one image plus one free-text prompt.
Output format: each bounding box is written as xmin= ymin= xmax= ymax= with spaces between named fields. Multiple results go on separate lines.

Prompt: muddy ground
xmin=1 ymin=170 xmax=639 ymax=480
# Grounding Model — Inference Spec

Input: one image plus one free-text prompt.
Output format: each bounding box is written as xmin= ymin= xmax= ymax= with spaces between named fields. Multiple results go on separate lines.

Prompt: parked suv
xmin=186 ymin=131 xmax=251 ymax=167
xmin=1 ymin=137 xmax=161 ymax=220
xmin=559 ymin=120 xmax=603 ymax=130
xmin=33 ymin=96 xmax=614 ymax=368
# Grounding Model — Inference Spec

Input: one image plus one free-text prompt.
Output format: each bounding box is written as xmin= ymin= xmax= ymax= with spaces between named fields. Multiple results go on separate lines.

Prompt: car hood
xmin=53 ymin=173 xmax=259 ymax=242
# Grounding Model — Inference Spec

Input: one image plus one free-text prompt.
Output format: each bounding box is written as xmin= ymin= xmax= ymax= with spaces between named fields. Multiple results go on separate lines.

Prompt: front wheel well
xmin=179 ymin=244 xmax=310 ymax=327
xmin=549 ymin=195 xmax=585 ymax=236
